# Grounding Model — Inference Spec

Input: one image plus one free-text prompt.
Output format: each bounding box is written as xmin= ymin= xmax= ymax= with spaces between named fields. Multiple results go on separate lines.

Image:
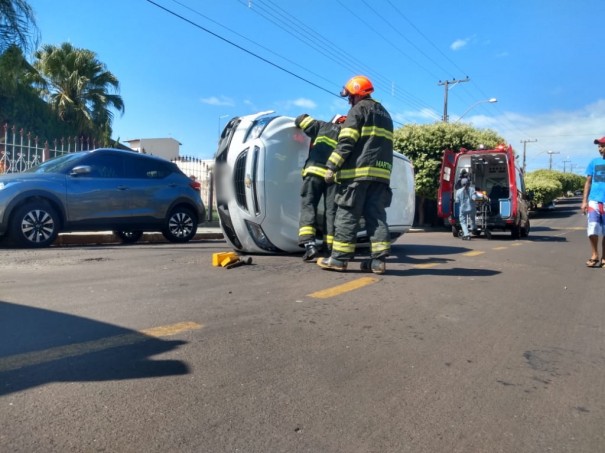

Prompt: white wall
xmin=125 ymin=138 xmax=180 ymax=160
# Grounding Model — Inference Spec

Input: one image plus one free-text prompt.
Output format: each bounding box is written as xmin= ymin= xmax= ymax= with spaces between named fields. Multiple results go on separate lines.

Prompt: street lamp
xmin=218 ymin=114 xmax=229 ymax=137
xmin=454 ymin=98 xmax=497 ymax=123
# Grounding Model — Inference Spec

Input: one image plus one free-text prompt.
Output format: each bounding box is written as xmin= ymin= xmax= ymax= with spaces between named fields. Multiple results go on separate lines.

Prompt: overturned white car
xmin=214 ymin=111 xmax=415 ymax=254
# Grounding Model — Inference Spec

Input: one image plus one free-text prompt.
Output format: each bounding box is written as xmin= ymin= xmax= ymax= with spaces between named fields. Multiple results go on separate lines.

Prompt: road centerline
xmin=307 ymin=277 xmax=379 ymax=299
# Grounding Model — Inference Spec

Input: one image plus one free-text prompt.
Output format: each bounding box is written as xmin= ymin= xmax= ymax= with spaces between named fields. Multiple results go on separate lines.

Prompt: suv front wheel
xmin=162 ymin=206 xmax=198 ymax=243
xmin=9 ymin=200 xmax=60 ymax=248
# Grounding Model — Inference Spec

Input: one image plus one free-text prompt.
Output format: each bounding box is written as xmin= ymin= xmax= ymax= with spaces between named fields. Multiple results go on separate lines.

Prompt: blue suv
xmin=0 ymin=148 xmax=205 ymax=247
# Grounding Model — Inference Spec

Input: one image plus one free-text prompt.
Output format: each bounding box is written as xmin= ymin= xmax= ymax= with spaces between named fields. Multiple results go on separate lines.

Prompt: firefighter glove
xmin=325 ymin=169 xmax=335 ymax=183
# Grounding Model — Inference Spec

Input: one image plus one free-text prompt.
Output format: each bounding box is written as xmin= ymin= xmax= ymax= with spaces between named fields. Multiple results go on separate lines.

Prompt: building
xmin=124 ymin=138 xmax=181 ymax=161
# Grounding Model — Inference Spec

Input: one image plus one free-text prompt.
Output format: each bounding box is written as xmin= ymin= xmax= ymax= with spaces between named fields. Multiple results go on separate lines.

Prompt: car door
xmin=64 ymin=152 xmax=131 ymax=227
xmin=122 ymin=154 xmax=180 ymax=223
xmin=437 ymin=149 xmax=456 ymax=218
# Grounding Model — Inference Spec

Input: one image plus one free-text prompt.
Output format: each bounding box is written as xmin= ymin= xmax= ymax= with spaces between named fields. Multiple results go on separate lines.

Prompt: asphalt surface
xmin=2 ymin=198 xmax=603 ymax=453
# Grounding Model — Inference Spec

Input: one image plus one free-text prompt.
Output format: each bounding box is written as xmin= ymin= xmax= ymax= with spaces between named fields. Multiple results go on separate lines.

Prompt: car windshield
xmin=25 ymin=152 xmax=86 ymax=174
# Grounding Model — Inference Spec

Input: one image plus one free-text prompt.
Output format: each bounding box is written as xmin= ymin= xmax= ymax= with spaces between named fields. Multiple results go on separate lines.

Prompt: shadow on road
xmin=384 ymin=267 xmax=501 ymax=277
xmin=0 ymin=301 xmax=190 ymax=396
xmin=530 ymin=197 xmax=582 ymax=219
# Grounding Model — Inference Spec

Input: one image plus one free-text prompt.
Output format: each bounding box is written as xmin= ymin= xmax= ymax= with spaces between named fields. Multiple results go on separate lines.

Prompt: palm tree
xmin=0 ymin=0 xmax=38 ymax=53
xmin=33 ymin=42 xmax=125 ymax=143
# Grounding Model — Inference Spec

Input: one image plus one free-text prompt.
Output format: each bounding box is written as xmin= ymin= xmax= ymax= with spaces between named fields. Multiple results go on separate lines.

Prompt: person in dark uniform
xmin=317 ymin=75 xmax=394 ymax=274
xmin=294 ymin=113 xmax=346 ymax=261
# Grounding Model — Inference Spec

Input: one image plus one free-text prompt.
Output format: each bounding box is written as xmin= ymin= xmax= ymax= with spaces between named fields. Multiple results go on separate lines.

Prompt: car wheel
xmin=521 ymin=220 xmax=530 ymax=238
xmin=510 ymin=222 xmax=521 ymax=239
xmin=114 ymin=230 xmax=143 ymax=244
xmin=162 ymin=207 xmax=198 ymax=243
xmin=9 ymin=200 xmax=60 ymax=248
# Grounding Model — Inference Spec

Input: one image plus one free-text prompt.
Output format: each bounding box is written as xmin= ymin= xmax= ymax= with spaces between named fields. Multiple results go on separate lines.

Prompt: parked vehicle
xmin=214 ymin=111 xmax=415 ymax=254
xmin=0 ymin=148 xmax=206 ymax=247
xmin=437 ymin=145 xmax=530 ymax=239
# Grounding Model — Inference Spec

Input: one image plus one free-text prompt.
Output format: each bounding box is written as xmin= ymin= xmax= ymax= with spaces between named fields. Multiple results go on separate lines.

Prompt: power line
xmin=144 ymin=0 xmax=338 ymax=98
xmin=246 ymin=0 xmax=440 ymax=117
xmin=385 ymin=0 xmax=468 ymax=77
xmin=167 ymin=0 xmax=339 ymax=90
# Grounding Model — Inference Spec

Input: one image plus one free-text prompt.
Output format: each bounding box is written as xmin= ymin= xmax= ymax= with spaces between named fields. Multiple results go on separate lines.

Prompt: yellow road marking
xmin=0 ymin=321 xmax=202 ymax=373
xmin=414 ymin=263 xmax=440 ymax=269
xmin=463 ymin=251 xmax=484 ymax=257
xmin=308 ymin=277 xmax=379 ymax=299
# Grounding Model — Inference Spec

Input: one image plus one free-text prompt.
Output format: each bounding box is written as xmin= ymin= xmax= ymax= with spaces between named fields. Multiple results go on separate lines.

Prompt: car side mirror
xmin=70 ymin=165 xmax=92 ymax=176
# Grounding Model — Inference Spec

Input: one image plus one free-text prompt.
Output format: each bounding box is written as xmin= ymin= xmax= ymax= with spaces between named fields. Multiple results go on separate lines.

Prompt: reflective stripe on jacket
xmin=295 ymin=114 xmax=341 ymax=178
xmin=326 ymin=98 xmax=393 ymax=184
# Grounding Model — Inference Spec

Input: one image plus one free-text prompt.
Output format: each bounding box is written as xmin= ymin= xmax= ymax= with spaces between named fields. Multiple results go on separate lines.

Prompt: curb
xmin=54 ymin=230 xmax=225 ymax=246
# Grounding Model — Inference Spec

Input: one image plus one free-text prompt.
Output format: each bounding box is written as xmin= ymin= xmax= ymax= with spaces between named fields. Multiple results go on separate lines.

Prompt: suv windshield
xmin=25 ymin=152 xmax=87 ymax=174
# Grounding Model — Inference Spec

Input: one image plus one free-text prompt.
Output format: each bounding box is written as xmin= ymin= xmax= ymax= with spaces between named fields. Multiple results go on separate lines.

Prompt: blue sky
xmin=27 ymin=0 xmax=605 ymax=173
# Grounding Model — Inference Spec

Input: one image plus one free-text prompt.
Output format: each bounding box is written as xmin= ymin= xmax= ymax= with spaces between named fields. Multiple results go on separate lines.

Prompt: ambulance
xmin=437 ymin=145 xmax=531 ymax=239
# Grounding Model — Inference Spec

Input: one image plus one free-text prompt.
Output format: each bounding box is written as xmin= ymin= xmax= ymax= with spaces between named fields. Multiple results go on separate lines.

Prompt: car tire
xmin=521 ymin=220 xmax=530 ymax=238
xmin=114 ymin=230 xmax=143 ymax=244
xmin=162 ymin=206 xmax=198 ymax=243
xmin=9 ymin=200 xmax=60 ymax=248
xmin=510 ymin=222 xmax=521 ymax=239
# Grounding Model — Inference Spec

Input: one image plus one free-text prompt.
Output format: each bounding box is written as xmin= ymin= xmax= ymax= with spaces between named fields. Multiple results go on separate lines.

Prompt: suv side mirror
xmin=70 ymin=165 xmax=92 ymax=176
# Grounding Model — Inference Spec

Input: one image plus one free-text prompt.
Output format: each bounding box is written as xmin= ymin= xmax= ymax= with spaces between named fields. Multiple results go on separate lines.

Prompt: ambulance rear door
xmin=437 ymin=149 xmax=457 ymax=218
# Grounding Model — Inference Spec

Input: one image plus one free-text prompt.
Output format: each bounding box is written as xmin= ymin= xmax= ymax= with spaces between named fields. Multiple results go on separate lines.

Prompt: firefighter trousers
xmin=331 ymin=181 xmax=392 ymax=261
xmin=298 ymin=175 xmax=337 ymax=248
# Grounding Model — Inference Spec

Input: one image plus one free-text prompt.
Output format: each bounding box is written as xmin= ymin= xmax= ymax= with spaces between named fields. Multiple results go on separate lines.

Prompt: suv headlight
xmin=244 ymin=116 xmax=277 ymax=143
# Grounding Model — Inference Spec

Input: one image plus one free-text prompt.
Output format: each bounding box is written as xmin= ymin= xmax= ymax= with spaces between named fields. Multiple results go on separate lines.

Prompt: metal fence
xmin=171 ymin=156 xmax=216 ymax=218
xmin=0 ymin=123 xmax=99 ymax=173
xmin=1 ymin=123 xmax=216 ymax=219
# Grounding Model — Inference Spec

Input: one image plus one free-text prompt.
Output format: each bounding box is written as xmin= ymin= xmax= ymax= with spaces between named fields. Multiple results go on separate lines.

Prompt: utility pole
xmin=563 ymin=159 xmax=571 ymax=173
xmin=438 ymin=76 xmax=470 ymax=122
xmin=548 ymin=150 xmax=560 ymax=170
xmin=520 ymin=139 xmax=537 ymax=173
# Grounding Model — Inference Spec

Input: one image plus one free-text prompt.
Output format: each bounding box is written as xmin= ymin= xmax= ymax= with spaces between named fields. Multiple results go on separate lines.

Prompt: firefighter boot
xmin=360 ymin=258 xmax=386 ymax=275
xmin=317 ymin=256 xmax=348 ymax=272
xmin=302 ymin=242 xmax=319 ymax=262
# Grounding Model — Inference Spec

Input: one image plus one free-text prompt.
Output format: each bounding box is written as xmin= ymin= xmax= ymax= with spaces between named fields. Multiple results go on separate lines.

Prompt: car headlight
xmin=244 ymin=116 xmax=277 ymax=143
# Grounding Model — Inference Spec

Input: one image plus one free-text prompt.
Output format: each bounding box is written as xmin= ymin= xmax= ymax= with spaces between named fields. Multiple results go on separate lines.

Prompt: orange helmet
xmin=340 ymin=75 xmax=374 ymax=97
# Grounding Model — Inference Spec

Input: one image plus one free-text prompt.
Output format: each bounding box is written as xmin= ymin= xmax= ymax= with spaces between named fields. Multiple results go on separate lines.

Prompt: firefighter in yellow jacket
xmin=295 ymin=113 xmax=345 ymax=261
xmin=317 ymin=75 xmax=394 ymax=274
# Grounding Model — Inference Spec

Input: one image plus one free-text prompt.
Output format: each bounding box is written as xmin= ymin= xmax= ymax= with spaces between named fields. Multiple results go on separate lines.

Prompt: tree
xmin=393 ymin=122 xmax=504 ymax=225
xmin=525 ymin=170 xmax=584 ymax=207
xmin=0 ymin=0 xmax=38 ymax=53
xmin=0 ymin=44 xmax=74 ymax=139
xmin=33 ymin=42 xmax=125 ymax=144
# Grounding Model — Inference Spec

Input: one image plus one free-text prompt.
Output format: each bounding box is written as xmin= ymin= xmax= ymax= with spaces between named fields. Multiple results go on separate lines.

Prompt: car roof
xmin=88 ymin=148 xmax=175 ymax=164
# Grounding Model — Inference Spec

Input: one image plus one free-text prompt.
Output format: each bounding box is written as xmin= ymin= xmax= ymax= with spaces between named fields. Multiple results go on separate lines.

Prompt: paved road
xmin=1 ymin=198 xmax=603 ymax=452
